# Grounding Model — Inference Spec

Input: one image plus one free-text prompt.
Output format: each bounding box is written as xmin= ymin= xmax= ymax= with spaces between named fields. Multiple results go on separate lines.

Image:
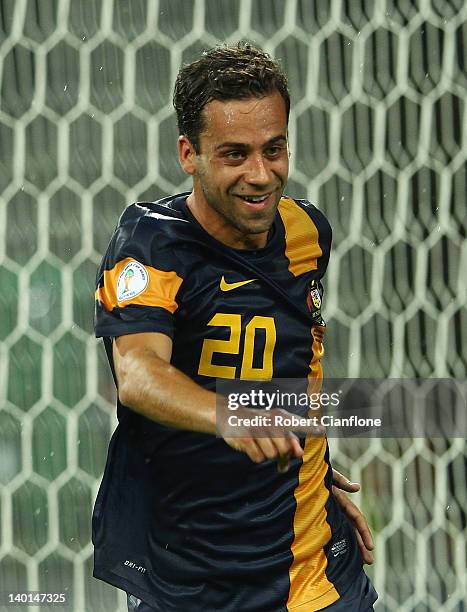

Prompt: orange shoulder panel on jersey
xmin=95 ymin=257 xmax=183 ymax=314
xmin=278 ymin=197 xmax=323 ymax=276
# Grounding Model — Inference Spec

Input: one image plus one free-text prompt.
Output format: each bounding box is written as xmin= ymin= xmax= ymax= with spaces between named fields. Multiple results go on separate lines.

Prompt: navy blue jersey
xmin=93 ymin=194 xmax=363 ymax=611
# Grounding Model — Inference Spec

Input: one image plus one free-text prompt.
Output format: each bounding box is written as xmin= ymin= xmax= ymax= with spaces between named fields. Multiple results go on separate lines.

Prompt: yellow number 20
xmin=198 ymin=313 xmax=276 ymax=380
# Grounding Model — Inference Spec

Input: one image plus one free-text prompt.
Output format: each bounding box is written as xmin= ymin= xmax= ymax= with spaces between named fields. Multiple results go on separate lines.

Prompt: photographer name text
xmin=227 ymin=414 xmax=382 ymax=428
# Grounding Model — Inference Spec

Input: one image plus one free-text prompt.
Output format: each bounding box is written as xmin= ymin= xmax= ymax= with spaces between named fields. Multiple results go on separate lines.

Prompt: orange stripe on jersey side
xmin=280 ymin=197 xmax=338 ymax=610
xmin=287 ymin=331 xmax=339 ymax=610
xmin=308 ymin=324 xmax=325 ymax=393
xmin=95 ymin=258 xmax=183 ymax=314
xmin=278 ymin=197 xmax=322 ymax=276
xmin=287 ymin=437 xmax=338 ymax=611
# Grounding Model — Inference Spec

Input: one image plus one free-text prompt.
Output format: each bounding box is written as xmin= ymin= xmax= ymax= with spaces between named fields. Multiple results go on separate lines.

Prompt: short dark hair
xmin=173 ymin=42 xmax=290 ymax=152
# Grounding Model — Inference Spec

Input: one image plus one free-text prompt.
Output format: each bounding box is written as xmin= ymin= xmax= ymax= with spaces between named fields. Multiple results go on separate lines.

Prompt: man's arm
xmin=114 ymin=332 xmax=218 ymax=434
xmin=113 ymin=332 xmax=304 ymax=466
xmin=115 ymin=332 xmax=374 ymax=561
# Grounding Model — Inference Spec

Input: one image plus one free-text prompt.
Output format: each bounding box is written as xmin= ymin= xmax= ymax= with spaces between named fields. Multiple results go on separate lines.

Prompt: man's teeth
xmin=243 ymin=195 xmax=269 ymax=203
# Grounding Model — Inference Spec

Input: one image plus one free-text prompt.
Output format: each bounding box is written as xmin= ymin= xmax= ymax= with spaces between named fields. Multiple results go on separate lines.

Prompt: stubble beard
xmin=211 ymin=189 xmax=278 ymax=236
xmin=201 ymin=178 xmax=282 ymax=237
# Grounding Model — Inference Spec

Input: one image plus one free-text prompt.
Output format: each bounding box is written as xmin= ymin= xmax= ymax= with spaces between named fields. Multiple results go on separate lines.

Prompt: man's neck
xmin=185 ymin=192 xmax=268 ymax=250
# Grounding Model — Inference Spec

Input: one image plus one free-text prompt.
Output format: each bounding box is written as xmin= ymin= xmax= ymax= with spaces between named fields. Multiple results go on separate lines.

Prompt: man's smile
xmin=233 ymin=191 xmax=277 ymax=210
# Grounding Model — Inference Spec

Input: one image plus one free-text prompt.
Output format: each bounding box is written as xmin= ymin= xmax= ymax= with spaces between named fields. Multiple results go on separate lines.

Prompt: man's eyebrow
xmin=264 ymin=135 xmax=288 ymax=146
xmin=215 ymin=142 xmax=248 ymax=150
xmin=215 ymin=135 xmax=287 ymax=151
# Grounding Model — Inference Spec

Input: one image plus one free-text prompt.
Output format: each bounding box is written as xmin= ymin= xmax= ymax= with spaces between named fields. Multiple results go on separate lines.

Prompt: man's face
xmin=179 ymin=91 xmax=289 ymax=249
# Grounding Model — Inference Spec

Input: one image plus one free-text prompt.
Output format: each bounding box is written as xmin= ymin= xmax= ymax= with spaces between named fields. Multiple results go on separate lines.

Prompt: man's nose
xmin=244 ymin=154 xmax=272 ymax=185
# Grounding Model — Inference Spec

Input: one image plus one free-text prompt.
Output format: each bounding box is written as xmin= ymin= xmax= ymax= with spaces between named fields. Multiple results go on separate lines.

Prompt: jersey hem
xmin=287 ymin=586 xmax=338 ymax=611
xmin=287 ymin=564 xmax=364 ymax=611
xmin=93 ymin=566 xmax=160 ymax=611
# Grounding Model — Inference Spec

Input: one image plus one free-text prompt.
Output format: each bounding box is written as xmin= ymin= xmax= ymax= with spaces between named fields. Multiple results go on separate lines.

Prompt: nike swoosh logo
xmin=220 ymin=276 xmax=256 ymax=291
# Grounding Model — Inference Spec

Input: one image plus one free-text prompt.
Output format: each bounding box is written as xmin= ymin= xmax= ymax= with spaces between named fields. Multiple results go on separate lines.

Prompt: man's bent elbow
xmin=114 ymin=358 xmax=137 ymax=408
xmin=117 ymin=379 xmax=134 ymax=408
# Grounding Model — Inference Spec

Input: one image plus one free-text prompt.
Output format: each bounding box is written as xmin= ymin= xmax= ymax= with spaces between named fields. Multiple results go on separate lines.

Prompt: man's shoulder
xmin=117 ymin=193 xmax=190 ymax=237
xmin=280 ymin=195 xmax=330 ymax=224
xmin=99 ymin=193 xmax=193 ymax=273
xmin=278 ymin=195 xmax=332 ymax=242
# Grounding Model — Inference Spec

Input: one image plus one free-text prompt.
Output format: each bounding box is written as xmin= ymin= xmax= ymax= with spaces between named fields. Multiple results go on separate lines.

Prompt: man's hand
xmin=218 ymin=406 xmax=324 ymax=473
xmin=332 ymin=469 xmax=374 ymax=564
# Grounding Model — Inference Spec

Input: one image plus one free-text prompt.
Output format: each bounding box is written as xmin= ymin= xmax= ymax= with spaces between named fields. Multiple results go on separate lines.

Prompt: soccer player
xmin=94 ymin=43 xmax=377 ymax=611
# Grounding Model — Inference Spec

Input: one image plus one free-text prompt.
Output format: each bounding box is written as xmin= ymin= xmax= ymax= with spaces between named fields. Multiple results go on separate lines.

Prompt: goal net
xmin=0 ymin=1 xmax=465 ymax=610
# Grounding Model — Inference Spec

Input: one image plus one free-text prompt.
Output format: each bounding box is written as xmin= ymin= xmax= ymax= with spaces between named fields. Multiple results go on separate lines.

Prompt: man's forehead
xmin=200 ymin=93 xmax=287 ymax=140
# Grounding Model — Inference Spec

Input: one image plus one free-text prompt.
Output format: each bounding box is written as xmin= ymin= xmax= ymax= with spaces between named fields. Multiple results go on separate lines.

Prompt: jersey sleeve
xmin=94 ymin=210 xmax=184 ymax=339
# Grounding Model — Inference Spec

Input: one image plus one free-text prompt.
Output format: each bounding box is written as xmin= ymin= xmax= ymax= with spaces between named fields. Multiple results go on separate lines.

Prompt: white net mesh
xmin=0 ymin=1 xmax=466 ymax=610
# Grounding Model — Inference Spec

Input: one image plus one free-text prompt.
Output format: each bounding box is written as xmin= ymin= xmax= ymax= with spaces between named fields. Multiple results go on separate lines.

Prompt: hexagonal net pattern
xmin=0 ymin=0 xmax=465 ymax=610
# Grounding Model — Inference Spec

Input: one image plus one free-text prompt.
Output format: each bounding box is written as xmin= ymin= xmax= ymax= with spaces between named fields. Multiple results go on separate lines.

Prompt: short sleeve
xmin=94 ymin=219 xmax=184 ymax=340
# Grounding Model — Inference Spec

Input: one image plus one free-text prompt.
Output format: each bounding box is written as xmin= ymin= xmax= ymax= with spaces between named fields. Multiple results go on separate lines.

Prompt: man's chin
xmin=247 ymin=224 xmax=273 ymax=235
xmin=236 ymin=219 xmax=274 ymax=237
xmin=238 ymin=208 xmax=278 ymax=234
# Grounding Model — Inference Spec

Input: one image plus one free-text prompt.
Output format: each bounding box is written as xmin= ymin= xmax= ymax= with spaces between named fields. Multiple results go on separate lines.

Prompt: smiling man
xmin=93 ymin=43 xmax=377 ymax=611
xmin=180 ymin=92 xmax=288 ymax=247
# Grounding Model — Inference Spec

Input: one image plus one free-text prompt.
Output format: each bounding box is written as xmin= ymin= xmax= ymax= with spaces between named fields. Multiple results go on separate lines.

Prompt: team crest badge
xmin=117 ymin=261 xmax=148 ymax=302
xmin=307 ymin=279 xmax=324 ymax=324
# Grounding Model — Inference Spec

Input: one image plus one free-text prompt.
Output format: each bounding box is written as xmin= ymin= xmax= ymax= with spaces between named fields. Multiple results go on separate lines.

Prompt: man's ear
xmin=178 ymin=135 xmax=197 ymax=175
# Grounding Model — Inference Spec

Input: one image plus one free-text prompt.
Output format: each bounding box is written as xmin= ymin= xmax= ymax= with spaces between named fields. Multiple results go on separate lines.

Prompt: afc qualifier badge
xmin=307 ymin=279 xmax=325 ymax=325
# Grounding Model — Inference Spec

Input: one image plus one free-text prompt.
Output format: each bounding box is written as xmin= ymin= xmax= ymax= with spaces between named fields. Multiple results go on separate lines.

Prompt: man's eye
xmin=265 ymin=146 xmax=284 ymax=157
xmin=225 ymin=151 xmax=245 ymax=160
